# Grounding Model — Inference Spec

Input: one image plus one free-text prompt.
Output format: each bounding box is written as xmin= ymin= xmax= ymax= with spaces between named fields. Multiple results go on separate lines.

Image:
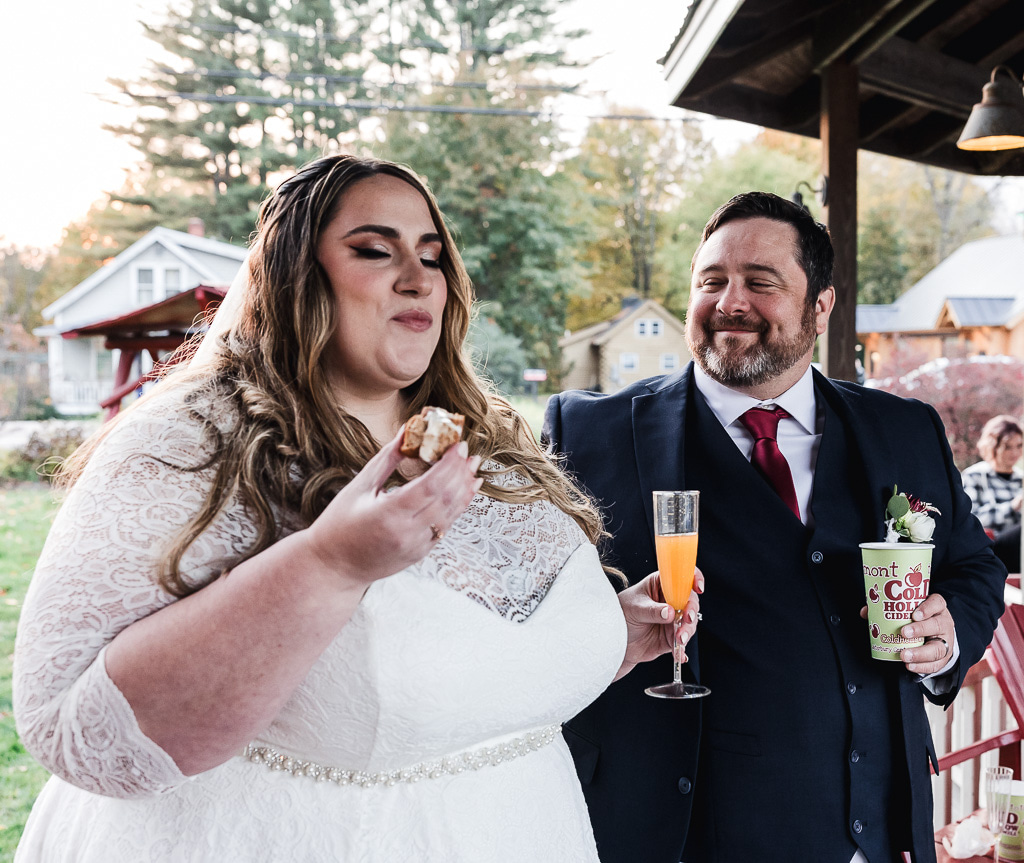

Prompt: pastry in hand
xmin=400 ymin=406 xmax=465 ymax=464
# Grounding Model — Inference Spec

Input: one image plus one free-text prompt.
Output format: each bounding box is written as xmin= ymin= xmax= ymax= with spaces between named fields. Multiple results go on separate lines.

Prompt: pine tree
xmin=106 ymin=0 xmax=375 ymax=242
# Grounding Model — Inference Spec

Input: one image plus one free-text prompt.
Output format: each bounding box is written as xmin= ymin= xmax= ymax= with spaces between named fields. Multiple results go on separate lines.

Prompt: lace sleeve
xmin=13 ymin=390 xmax=257 ymax=798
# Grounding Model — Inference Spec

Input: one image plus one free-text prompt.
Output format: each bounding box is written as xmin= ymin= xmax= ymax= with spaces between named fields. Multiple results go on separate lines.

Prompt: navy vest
xmin=682 ymin=384 xmax=911 ymax=862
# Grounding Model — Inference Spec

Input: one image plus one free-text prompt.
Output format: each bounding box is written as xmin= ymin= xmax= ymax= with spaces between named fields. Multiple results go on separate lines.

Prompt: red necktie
xmin=739 ymin=406 xmax=801 ymax=520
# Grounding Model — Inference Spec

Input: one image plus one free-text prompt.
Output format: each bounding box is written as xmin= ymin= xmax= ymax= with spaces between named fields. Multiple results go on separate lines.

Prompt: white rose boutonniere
xmin=884 ymin=486 xmax=940 ymax=543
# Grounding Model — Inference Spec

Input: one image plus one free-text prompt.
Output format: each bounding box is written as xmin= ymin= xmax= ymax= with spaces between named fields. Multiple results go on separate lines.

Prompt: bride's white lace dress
xmin=13 ymin=390 xmax=626 ymax=862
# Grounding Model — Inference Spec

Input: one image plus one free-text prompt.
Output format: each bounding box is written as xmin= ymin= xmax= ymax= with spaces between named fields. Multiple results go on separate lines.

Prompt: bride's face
xmin=316 ymin=174 xmax=448 ymax=403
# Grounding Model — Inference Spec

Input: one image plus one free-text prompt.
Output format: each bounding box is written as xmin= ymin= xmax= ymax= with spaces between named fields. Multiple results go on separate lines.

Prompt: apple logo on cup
xmin=869 ymin=585 xmax=879 ymax=603
xmin=870 ymin=623 xmax=880 ymax=639
xmin=905 ymin=565 xmax=923 ymax=587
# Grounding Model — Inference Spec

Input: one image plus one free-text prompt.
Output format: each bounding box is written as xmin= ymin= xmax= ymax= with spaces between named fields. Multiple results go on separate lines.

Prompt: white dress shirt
xmin=691 ymin=363 xmax=958 ymax=863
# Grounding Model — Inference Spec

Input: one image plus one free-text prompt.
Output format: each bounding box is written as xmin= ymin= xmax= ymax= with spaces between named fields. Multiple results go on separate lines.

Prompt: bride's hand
xmin=302 ymin=429 xmax=483 ymax=591
xmin=613 ymin=568 xmax=703 ymax=681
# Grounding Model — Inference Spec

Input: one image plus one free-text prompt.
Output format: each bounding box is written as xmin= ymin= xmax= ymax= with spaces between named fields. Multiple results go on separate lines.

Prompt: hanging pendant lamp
xmin=956 ymin=65 xmax=1024 ymax=152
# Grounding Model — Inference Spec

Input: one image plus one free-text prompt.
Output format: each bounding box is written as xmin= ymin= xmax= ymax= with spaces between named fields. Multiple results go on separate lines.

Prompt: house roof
xmin=662 ymin=0 xmax=1024 ymax=177
xmin=855 ymin=233 xmax=1024 ymax=334
xmin=559 ymin=298 xmax=687 ymax=348
xmin=943 ymin=296 xmax=1017 ymax=327
xmin=60 ymin=285 xmax=228 ymax=341
xmin=42 ymin=227 xmax=247 ymax=321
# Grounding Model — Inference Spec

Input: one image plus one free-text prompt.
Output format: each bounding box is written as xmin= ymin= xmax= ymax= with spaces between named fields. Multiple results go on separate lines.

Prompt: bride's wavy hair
xmin=60 ymin=154 xmax=612 ymax=596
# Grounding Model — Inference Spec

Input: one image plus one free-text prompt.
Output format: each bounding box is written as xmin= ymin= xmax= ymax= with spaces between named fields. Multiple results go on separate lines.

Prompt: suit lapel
xmin=813 ymin=370 xmax=892 ymax=541
xmin=631 ymin=366 xmax=692 ymax=541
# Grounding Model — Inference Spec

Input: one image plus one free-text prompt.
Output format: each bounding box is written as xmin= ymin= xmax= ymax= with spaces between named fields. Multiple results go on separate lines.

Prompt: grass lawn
xmin=508 ymin=393 xmax=552 ymax=441
xmin=0 ymin=486 xmax=58 ymax=861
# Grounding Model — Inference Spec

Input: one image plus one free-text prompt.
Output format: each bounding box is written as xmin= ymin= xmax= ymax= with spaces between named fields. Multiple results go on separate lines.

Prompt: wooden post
xmin=820 ymin=59 xmax=859 ymax=383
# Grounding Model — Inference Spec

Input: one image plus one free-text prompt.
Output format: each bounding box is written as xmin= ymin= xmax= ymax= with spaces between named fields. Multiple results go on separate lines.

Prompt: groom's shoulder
xmin=553 ymin=372 xmax=677 ymax=418
xmin=823 ymin=375 xmax=937 ymax=425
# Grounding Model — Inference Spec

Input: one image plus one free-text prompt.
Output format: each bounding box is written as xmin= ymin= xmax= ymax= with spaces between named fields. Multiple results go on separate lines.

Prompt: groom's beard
xmin=686 ymin=303 xmax=817 ymax=389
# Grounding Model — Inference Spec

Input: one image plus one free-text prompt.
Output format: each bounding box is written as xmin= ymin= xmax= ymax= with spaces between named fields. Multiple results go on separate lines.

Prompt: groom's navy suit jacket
xmin=543 ymin=364 xmax=1006 ymax=863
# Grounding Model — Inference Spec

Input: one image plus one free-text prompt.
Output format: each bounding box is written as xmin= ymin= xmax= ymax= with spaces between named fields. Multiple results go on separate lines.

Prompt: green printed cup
xmin=999 ymin=780 xmax=1024 ymax=860
xmin=860 ymin=542 xmax=933 ymax=661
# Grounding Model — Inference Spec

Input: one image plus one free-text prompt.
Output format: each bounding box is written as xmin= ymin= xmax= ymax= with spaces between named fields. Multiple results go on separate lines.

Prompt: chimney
xmin=187 ymin=217 xmax=205 ymax=237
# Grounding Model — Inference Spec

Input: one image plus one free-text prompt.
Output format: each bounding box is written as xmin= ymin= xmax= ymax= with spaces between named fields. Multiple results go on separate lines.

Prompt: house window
xmin=650 ymin=319 xmax=663 ymax=336
xmin=619 ymin=352 xmax=639 ymax=372
xmin=165 ymin=268 xmax=182 ymax=295
xmin=136 ymin=268 xmax=155 ymax=305
xmin=660 ymin=353 xmax=679 ymax=372
xmin=634 ymin=320 xmax=647 ymax=337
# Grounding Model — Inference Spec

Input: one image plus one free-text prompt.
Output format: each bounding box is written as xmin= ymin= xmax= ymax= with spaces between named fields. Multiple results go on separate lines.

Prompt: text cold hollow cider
xmin=656 ymin=532 xmax=699 ymax=610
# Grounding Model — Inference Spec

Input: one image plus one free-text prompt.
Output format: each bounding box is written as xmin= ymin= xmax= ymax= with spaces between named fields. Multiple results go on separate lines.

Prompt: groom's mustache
xmin=705 ymin=314 xmax=768 ymax=334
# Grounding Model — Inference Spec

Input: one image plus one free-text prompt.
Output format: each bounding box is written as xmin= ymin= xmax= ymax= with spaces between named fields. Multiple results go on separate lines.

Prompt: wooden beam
xmin=812 ymin=0 xmax=907 ymax=70
xmin=858 ymin=36 xmax=988 ymax=117
xmin=859 ymin=97 xmax=924 ymax=142
xmin=918 ymin=0 xmax=1012 ymax=49
xmin=819 ymin=59 xmax=859 ymax=384
xmin=845 ymin=0 xmax=944 ymax=64
xmin=979 ymin=30 xmax=1024 ymax=70
xmin=684 ymin=20 xmax=813 ymax=97
xmin=103 ymin=336 xmax=184 ymax=351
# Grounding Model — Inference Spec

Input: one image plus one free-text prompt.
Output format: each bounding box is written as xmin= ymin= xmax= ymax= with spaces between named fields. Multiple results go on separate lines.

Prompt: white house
xmin=37 ymin=226 xmax=247 ymax=415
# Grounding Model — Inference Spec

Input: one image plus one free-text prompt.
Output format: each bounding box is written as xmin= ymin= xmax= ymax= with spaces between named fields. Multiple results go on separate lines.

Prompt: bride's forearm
xmin=104 ymin=530 xmax=364 ymax=776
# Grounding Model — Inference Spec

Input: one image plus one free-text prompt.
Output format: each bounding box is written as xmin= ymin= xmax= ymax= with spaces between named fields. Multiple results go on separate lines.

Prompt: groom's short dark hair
xmin=693 ymin=191 xmax=835 ymax=302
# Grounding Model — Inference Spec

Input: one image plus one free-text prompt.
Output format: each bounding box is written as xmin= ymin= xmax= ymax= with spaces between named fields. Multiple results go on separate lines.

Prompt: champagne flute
xmin=986 ymin=765 xmax=1013 ymax=863
xmin=645 ymin=491 xmax=710 ymax=700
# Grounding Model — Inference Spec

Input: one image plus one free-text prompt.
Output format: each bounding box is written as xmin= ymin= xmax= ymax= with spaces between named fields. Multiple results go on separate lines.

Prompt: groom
xmin=543 ymin=192 xmax=1006 ymax=863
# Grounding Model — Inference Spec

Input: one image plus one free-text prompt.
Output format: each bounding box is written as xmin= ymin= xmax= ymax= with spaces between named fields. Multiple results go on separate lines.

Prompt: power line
xmin=123 ymin=90 xmax=697 ymax=123
xmin=157 ymin=65 xmax=581 ymax=95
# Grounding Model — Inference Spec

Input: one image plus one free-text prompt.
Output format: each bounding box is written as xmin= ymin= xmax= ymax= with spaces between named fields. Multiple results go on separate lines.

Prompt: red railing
xmin=930 ymin=597 xmax=1024 ymax=827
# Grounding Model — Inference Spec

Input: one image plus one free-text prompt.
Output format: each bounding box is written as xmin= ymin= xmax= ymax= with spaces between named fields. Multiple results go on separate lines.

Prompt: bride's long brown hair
xmin=60 ymin=155 xmax=611 ymax=596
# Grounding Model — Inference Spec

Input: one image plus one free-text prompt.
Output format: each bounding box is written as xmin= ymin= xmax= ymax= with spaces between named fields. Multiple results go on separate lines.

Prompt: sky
xmin=0 ymin=0 xmax=762 ymax=250
xmin=8 ymin=0 xmax=1020 ymax=251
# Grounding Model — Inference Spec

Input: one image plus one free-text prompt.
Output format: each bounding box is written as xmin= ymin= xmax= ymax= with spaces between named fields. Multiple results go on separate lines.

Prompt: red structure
xmin=59 ymin=285 xmax=227 ymax=420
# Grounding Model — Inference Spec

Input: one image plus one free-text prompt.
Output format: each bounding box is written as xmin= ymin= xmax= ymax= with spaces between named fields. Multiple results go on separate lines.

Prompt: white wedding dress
xmin=13 ymin=389 xmax=626 ymax=862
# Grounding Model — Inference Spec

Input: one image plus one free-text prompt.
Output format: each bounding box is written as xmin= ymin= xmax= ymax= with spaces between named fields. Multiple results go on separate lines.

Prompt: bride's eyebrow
xmin=341 ymin=225 xmax=443 ymax=245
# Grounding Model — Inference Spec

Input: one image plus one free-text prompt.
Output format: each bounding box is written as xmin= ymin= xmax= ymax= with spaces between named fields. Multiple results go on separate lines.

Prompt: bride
xmin=13 ymin=154 xmax=700 ymax=861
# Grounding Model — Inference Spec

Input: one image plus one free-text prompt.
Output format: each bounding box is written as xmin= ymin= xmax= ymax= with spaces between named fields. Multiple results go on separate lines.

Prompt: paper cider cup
xmin=998 ymin=780 xmax=1024 ymax=860
xmin=860 ymin=542 xmax=933 ymax=661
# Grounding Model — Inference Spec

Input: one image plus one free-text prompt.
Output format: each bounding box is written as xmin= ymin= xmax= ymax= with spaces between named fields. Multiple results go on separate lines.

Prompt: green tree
xmin=857 ymin=206 xmax=908 ymax=305
xmin=106 ymin=0 xmax=374 ymax=243
xmin=857 ymin=153 xmax=995 ymax=289
xmin=567 ymin=113 xmax=709 ymax=330
xmin=377 ymin=0 xmax=591 ymax=374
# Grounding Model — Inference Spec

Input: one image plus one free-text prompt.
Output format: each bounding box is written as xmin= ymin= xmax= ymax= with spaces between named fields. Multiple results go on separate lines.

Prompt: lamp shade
xmin=957 ymin=66 xmax=1024 ymax=151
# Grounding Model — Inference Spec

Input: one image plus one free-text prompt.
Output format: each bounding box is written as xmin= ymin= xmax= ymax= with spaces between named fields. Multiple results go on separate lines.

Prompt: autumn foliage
xmin=867 ymin=353 xmax=1024 ymax=470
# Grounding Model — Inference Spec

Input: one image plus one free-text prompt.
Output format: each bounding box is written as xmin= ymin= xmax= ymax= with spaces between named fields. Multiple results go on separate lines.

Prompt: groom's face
xmin=686 ymin=217 xmax=832 ymax=393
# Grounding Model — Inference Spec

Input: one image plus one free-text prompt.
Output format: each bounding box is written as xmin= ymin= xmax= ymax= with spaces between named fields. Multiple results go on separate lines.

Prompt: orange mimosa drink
xmin=656 ymin=532 xmax=699 ymax=610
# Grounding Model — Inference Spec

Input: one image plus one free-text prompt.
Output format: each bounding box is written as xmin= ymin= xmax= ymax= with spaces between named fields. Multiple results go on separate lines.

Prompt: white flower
xmin=902 ymin=509 xmax=935 ymax=542
xmin=884 ymin=485 xmax=939 ymax=543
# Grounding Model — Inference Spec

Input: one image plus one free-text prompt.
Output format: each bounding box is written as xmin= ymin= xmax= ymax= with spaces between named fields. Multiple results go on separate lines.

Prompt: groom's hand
xmin=857 ymin=593 xmax=956 ymax=675
xmin=613 ymin=568 xmax=703 ymax=682
xmin=899 ymin=593 xmax=956 ymax=675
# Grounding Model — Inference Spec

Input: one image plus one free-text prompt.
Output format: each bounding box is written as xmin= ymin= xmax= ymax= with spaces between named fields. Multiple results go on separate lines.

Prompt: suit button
xmin=678 ymin=777 xmax=692 ymax=795
xmin=852 ymin=819 xmax=864 ymax=834
xmin=850 ymin=749 xmax=860 ymax=763
xmin=847 ymin=682 xmax=857 ymax=695
xmin=830 ymin=614 xmax=841 ymax=626
xmin=811 ymin=551 xmax=824 ymax=563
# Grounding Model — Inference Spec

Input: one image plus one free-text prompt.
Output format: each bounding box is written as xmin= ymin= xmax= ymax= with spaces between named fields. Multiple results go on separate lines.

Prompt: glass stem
xmin=673 ymin=609 xmax=685 ymax=686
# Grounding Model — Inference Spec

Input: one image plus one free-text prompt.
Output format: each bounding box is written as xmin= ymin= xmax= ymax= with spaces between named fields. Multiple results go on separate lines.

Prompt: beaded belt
xmin=242 ymin=724 xmax=561 ymax=789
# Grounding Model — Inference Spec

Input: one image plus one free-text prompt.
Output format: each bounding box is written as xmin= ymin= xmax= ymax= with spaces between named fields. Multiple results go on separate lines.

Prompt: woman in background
xmin=963 ymin=414 xmax=1023 ymax=573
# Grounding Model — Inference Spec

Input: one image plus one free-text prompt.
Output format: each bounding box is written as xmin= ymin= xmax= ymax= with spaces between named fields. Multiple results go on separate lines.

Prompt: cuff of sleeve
xmin=918 ymin=631 xmax=960 ymax=695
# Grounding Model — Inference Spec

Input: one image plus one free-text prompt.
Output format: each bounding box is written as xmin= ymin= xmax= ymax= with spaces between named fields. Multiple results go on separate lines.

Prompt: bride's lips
xmin=392 ymin=310 xmax=434 ymax=332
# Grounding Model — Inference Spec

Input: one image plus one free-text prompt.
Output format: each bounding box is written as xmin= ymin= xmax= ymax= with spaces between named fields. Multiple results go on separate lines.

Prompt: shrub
xmin=0 ymin=423 xmax=91 ymax=485
xmin=867 ymin=355 xmax=1024 ymax=470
